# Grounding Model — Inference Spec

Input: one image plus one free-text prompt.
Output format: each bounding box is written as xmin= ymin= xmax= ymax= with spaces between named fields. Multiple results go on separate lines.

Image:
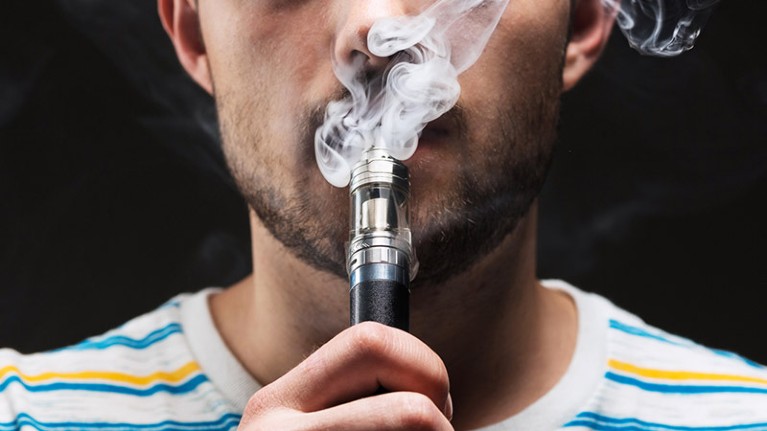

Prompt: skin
xmin=159 ymin=0 xmax=614 ymax=429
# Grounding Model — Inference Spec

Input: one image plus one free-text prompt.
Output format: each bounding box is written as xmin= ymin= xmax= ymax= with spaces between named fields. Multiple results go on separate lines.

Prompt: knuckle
xmin=240 ymin=396 xmax=298 ymax=431
xmin=241 ymin=388 xmax=285 ymax=422
xmin=398 ymin=392 xmax=444 ymax=430
xmin=237 ymin=412 xmax=300 ymax=431
xmin=347 ymin=321 xmax=392 ymax=357
xmin=241 ymin=392 xmax=270 ymax=421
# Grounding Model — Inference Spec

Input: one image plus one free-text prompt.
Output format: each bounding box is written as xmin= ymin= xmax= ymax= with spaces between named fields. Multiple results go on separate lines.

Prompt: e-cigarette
xmin=347 ymin=148 xmax=418 ymax=331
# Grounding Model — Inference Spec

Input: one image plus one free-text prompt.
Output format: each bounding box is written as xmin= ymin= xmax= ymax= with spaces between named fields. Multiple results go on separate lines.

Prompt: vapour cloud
xmin=315 ymin=0 xmax=510 ymax=188
xmin=314 ymin=0 xmax=721 ymax=188
xmin=605 ymin=0 xmax=721 ymax=57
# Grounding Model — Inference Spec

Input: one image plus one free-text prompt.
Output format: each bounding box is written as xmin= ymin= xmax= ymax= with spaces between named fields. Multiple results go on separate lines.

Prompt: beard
xmin=215 ymin=64 xmax=561 ymax=289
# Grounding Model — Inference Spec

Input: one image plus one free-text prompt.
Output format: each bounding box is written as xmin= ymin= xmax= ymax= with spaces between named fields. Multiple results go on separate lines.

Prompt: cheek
xmin=204 ymin=12 xmax=346 ymax=183
xmin=457 ymin=2 xmax=569 ymax=125
xmin=203 ymin=3 xmax=338 ymax=118
xmin=460 ymin=0 xmax=569 ymax=90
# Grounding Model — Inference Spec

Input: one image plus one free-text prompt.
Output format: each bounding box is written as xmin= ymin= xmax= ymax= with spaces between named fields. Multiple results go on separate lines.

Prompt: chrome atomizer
xmin=347 ymin=148 xmax=418 ymax=331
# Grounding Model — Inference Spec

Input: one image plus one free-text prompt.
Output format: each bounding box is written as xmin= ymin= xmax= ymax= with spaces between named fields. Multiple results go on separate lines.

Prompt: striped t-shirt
xmin=1 ymin=281 xmax=766 ymax=430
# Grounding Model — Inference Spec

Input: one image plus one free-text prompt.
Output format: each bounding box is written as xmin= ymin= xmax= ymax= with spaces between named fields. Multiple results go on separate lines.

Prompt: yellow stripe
xmin=609 ymin=359 xmax=767 ymax=386
xmin=0 ymin=361 xmax=200 ymax=386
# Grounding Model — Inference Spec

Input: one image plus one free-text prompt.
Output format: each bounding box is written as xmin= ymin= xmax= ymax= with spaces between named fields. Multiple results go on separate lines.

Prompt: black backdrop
xmin=1 ymin=0 xmax=765 ymax=361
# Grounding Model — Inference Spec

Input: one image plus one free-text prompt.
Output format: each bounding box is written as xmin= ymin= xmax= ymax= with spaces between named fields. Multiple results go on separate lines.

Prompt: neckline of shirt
xmin=180 ymin=280 xmax=609 ymax=428
xmin=180 ymin=287 xmax=261 ymax=412
xmin=475 ymin=280 xmax=610 ymax=430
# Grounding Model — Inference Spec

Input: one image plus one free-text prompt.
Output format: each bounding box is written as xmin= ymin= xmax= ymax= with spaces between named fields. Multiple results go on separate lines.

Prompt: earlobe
xmin=158 ymin=0 xmax=213 ymax=94
xmin=562 ymin=0 xmax=615 ymax=91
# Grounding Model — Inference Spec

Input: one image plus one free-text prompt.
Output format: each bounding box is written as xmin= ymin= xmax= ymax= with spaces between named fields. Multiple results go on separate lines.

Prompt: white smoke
xmin=315 ymin=0 xmax=720 ymax=188
xmin=314 ymin=0 xmax=510 ymax=188
xmin=605 ymin=0 xmax=721 ymax=57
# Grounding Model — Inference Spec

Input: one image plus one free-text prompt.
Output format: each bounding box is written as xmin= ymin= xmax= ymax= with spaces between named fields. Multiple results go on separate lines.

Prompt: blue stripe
xmin=710 ymin=348 xmax=767 ymax=371
xmin=609 ymin=320 xmax=766 ymax=371
xmin=564 ymin=420 xmax=655 ymax=430
xmin=0 ymin=374 xmax=208 ymax=397
xmin=61 ymin=323 xmax=183 ymax=351
xmin=606 ymin=372 xmax=767 ymax=395
xmin=159 ymin=299 xmax=182 ymax=309
xmin=609 ymin=320 xmax=690 ymax=347
xmin=0 ymin=413 xmax=241 ymax=431
xmin=565 ymin=412 xmax=767 ymax=431
xmin=565 ymin=419 xmax=767 ymax=431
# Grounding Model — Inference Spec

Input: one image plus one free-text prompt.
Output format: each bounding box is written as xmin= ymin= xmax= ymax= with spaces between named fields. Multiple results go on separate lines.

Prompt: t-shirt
xmin=1 ymin=281 xmax=766 ymax=430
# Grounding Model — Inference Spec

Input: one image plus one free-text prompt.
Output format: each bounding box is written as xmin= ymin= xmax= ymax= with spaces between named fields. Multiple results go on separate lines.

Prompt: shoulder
xmin=569 ymin=294 xmax=767 ymax=429
xmin=0 ymin=293 xmax=240 ymax=429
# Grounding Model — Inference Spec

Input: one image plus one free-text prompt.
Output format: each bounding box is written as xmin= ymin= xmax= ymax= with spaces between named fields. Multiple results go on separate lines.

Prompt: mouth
xmin=420 ymin=122 xmax=451 ymax=144
xmin=307 ymin=98 xmax=464 ymax=177
xmin=408 ymin=110 xmax=462 ymax=164
xmin=399 ymin=122 xmax=455 ymax=174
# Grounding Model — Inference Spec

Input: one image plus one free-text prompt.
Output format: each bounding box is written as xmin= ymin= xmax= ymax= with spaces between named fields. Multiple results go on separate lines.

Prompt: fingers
xmin=305 ymin=391 xmax=454 ymax=431
xmin=242 ymin=392 xmax=453 ymax=431
xmin=264 ymin=322 xmax=449 ymax=413
xmin=243 ymin=322 xmax=451 ymax=421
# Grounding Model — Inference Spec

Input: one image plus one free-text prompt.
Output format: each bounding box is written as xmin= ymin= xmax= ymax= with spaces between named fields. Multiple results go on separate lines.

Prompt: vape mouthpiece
xmin=348 ymin=148 xmax=418 ymax=331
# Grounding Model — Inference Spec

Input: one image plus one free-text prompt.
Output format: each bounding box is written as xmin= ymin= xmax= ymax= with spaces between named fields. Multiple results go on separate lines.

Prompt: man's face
xmin=198 ymin=1 xmax=570 ymax=286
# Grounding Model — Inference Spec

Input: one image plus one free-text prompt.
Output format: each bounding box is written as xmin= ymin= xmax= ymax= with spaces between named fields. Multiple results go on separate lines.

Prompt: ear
xmin=562 ymin=0 xmax=615 ymax=91
xmin=158 ymin=0 xmax=213 ymax=94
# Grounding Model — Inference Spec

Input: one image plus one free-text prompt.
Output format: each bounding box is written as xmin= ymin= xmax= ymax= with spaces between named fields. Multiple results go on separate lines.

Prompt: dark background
xmin=1 ymin=1 xmax=765 ymax=360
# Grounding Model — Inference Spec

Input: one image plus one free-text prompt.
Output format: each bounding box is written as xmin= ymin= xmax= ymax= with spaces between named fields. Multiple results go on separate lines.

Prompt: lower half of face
xmin=212 ymin=4 xmax=568 ymax=288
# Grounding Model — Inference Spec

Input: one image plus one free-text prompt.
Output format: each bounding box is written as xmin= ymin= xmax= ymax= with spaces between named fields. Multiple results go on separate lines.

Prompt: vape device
xmin=347 ymin=148 xmax=418 ymax=331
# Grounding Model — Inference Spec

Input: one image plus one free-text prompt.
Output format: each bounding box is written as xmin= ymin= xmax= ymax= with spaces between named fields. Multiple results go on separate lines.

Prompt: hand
xmin=239 ymin=322 xmax=454 ymax=430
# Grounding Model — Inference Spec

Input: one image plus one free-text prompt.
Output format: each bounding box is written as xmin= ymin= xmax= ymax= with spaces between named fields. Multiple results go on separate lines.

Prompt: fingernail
xmin=446 ymin=393 xmax=453 ymax=421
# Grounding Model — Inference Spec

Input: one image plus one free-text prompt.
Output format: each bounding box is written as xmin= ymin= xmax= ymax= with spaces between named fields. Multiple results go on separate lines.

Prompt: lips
xmin=418 ymin=110 xmax=459 ymax=147
xmin=420 ymin=123 xmax=450 ymax=142
xmin=403 ymin=121 xmax=453 ymax=168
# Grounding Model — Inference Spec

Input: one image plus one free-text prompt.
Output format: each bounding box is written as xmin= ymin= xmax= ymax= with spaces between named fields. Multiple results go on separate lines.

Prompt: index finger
xmin=253 ymin=322 xmax=450 ymax=415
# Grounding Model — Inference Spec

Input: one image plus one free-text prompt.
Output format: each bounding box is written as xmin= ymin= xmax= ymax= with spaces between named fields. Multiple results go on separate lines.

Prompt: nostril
xmin=334 ymin=4 xmax=412 ymax=73
xmin=348 ymin=47 xmax=391 ymax=72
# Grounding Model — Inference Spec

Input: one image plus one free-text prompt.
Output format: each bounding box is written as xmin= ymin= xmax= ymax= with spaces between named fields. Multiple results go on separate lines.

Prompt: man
xmin=1 ymin=0 xmax=765 ymax=430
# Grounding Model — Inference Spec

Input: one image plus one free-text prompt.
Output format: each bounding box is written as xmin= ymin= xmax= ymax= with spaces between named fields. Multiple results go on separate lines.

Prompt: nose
xmin=333 ymin=1 xmax=414 ymax=70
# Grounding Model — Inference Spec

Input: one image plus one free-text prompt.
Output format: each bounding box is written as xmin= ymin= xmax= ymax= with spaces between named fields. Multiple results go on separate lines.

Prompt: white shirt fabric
xmin=1 ymin=281 xmax=766 ymax=430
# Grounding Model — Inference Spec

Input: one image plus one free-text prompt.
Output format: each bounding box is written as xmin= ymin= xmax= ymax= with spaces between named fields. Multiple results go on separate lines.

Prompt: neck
xmin=210 ymin=202 xmax=577 ymax=430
